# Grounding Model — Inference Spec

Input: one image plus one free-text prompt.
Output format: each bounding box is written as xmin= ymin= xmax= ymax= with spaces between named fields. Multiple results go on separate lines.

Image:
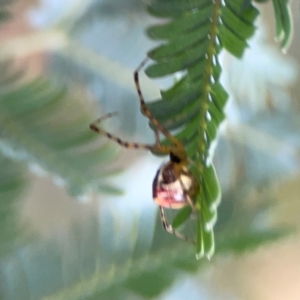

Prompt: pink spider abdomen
xmin=153 ymin=186 xmax=188 ymax=209
xmin=152 ymin=167 xmax=191 ymax=209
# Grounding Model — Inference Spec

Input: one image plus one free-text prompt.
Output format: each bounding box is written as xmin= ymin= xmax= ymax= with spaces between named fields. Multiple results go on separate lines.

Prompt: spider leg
xmin=91 ymin=111 xmax=119 ymax=125
xmin=186 ymin=197 xmax=197 ymax=213
xmin=154 ymin=129 xmax=161 ymax=147
xmin=178 ymin=176 xmax=197 ymax=213
xmin=90 ymin=113 xmax=170 ymax=153
xmin=159 ymin=206 xmax=195 ymax=245
xmin=134 ymin=58 xmax=182 ymax=148
xmin=187 ymin=158 xmax=197 ymax=168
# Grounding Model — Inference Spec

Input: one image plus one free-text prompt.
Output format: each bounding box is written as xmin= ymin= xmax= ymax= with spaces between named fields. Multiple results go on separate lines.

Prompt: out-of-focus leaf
xmin=0 ymin=68 xmax=121 ymax=198
xmin=271 ymin=0 xmax=293 ymax=51
xmin=218 ymin=228 xmax=292 ymax=254
xmin=0 ymin=187 xmax=290 ymax=300
xmin=0 ymin=155 xmax=29 ymax=258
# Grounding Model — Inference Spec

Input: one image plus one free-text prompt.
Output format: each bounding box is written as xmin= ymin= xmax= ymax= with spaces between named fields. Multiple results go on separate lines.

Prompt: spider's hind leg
xmin=159 ymin=207 xmax=195 ymax=245
xmin=90 ymin=113 xmax=153 ymax=151
xmin=90 ymin=112 xmax=171 ymax=154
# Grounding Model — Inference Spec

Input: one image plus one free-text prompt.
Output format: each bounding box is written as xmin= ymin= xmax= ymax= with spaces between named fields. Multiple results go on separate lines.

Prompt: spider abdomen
xmin=152 ymin=163 xmax=193 ymax=209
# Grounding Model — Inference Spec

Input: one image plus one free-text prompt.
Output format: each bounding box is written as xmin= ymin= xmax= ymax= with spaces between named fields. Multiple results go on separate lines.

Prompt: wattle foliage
xmin=144 ymin=0 xmax=259 ymax=258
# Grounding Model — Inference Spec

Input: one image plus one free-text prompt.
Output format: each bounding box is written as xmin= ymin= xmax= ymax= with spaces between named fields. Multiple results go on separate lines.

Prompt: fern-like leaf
xmin=143 ymin=0 xmax=259 ymax=259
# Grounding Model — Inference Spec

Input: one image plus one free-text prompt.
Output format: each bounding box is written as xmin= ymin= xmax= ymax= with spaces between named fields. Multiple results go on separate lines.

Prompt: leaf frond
xmin=144 ymin=0 xmax=258 ymax=258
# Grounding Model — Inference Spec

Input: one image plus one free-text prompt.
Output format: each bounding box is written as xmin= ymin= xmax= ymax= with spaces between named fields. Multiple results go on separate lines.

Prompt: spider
xmin=90 ymin=58 xmax=199 ymax=244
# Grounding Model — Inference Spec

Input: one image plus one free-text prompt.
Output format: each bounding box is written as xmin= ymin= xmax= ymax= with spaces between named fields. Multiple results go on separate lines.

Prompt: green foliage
xmin=172 ymin=206 xmax=192 ymax=229
xmin=142 ymin=0 xmax=294 ymax=260
xmin=0 ymin=65 xmax=123 ymax=259
xmin=0 ymin=155 xmax=29 ymax=257
xmin=0 ymin=69 xmax=121 ymax=197
xmin=0 ymin=0 xmax=296 ymax=298
xmin=0 ymin=0 xmax=11 ymax=23
xmin=144 ymin=0 xmax=260 ymax=259
xmin=0 ymin=0 xmax=31 ymax=260
xmin=271 ymin=0 xmax=293 ymax=51
xmin=0 ymin=190 xmax=286 ymax=300
xmin=253 ymin=0 xmax=293 ymax=50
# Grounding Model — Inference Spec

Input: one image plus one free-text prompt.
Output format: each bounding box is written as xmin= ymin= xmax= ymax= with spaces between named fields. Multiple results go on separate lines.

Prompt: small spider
xmin=90 ymin=58 xmax=199 ymax=244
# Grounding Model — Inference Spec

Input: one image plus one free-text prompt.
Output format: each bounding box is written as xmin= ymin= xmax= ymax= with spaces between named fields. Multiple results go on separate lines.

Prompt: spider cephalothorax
xmin=90 ymin=58 xmax=199 ymax=244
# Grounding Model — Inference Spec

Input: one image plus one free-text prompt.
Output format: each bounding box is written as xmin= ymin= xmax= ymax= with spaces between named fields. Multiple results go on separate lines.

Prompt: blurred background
xmin=0 ymin=0 xmax=299 ymax=299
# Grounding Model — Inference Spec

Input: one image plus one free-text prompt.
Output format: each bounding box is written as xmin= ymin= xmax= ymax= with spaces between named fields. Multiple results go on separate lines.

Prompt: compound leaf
xmin=144 ymin=0 xmax=258 ymax=258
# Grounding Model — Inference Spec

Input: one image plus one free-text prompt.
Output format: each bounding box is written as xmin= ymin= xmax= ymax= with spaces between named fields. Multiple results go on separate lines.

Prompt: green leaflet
xmin=147 ymin=0 xmax=213 ymax=17
xmin=271 ymin=0 xmax=293 ymax=51
xmin=225 ymin=0 xmax=259 ymax=24
xmin=146 ymin=40 xmax=209 ymax=77
xmin=147 ymin=6 xmax=212 ymax=40
xmin=148 ymin=24 xmax=211 ymax=58
xmin=196 ymin=212 xmax=214 ymax=260
xmin=172 ymin=206 xmax=192 ymax=229
xmin=210 ymin=82 xmax=228 ymax=111
xmin=218 ymin=24 xmax=249 ymax=58
xmin=203 ymin=165 xmax=221 ymax=210
xmin=205 ymin=120 xmax=217 ymax=146
xmin=221 ymin=6 xmax=256 ymax=39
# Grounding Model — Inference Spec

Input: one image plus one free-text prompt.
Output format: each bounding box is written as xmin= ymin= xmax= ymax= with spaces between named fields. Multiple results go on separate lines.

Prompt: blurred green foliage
xmin=0 ymin=0 xmax=296 ymax=299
